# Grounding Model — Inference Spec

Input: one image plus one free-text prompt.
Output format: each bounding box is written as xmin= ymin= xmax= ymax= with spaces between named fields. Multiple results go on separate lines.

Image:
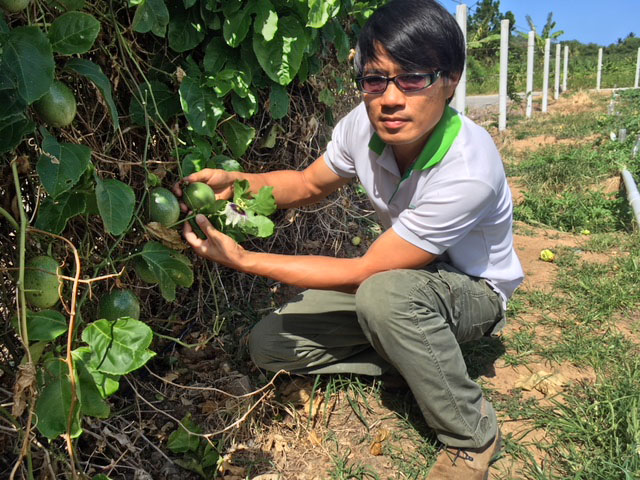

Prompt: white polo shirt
xmin=324 ymin=103 xmax=524 ymax=301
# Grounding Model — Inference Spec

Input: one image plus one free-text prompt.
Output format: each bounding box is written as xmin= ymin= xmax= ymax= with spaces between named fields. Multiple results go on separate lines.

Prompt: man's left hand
xmin=183 ymin=214 xmax=246 ymax=269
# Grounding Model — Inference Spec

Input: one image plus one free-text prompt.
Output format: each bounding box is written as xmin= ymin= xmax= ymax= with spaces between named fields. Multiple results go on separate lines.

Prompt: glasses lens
xmin=360 ymin=76 xmax=387 ymax=93
xmin=396 ymin=74 xmax=430 ymax=91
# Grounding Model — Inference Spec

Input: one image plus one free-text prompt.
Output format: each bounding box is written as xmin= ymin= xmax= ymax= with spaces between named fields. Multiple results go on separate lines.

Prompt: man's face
xmin=361 ymin=46 xmax=459 ymax=164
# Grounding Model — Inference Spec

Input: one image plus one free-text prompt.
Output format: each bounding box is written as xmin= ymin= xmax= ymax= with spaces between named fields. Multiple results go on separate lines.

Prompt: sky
xmin=441 ymin=0 xmax=640 ymax=47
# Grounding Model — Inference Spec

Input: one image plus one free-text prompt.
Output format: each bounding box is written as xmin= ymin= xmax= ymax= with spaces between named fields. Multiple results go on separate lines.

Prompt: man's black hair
xmin=355 ymin=0 xmax=466 ymax=79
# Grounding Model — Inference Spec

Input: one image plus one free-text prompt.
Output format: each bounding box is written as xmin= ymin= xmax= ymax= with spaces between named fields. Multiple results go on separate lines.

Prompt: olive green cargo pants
xmin=248 ymin=262 xmax=505 ymax=449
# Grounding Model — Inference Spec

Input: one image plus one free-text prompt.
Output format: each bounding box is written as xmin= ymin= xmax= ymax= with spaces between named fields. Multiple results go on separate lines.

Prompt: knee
xmin=356 ymin=270 xmax=411 ymax=333
xmin=247 ymin=315 xmax=277 ymax=371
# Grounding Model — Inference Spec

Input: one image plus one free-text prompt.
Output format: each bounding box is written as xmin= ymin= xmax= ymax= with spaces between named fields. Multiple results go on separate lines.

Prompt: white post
xmin=597 ymin=47 xmax=603 ymax=90
xmin=563 ymin=45 xmax=569 ymax=91
xmin=454 ymin=4 xmax=468 ymax=114
xmin=498 ymin=19 xmax=509 ymax=131
xmin=635 ymin=47 xmax=640 ymax=88
xmin=542 ymin=38 xmax=550 ymax=112
xmin=526 ymin=31 xmax=535 ymax=118
xmin=554 ymin=44 xmax=561 ymax=99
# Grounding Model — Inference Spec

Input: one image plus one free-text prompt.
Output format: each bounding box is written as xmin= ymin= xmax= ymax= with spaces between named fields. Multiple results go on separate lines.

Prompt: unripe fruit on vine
xmin=183 ymin=182 xmax=216 ymax=214
xmin=34 ymin=80 xmax=77 ymax=127
xmin=149 ymin=187 xmax=180 ymax=227
xmin=98 ymin=289 xmax=141 ymax=322
xmin=24 ymin=255 xmax=61 ymax=308
xmin=0 ymin=0 xmax=30 ymax=13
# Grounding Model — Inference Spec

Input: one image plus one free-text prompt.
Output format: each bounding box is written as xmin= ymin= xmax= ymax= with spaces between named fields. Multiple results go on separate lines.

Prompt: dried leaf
xmin=12 ymin=363 xmax=36 ymax=416
xmin=307 ymin=430 xmax=322 ymax=447
xmin=145 ymin=222 xmax=188 ymax=250
xmin=369 ymin=428 xmax=389 ymax=456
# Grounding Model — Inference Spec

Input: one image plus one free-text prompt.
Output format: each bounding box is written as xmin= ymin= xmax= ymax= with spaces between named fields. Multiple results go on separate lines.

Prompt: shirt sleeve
xmin=392 ymin=177 xmax=497 ymax=255
xmin=323 ymin=107 xmax=359 ymax=178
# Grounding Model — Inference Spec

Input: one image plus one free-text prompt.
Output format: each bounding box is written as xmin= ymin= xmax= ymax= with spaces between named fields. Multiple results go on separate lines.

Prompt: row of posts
xmin=452 ymin=5 xmax=640 ymax=132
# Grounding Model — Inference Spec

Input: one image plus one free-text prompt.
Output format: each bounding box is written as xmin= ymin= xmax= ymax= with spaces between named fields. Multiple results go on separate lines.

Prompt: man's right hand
xmin=173 ymin=168 xmax=239 ymax=211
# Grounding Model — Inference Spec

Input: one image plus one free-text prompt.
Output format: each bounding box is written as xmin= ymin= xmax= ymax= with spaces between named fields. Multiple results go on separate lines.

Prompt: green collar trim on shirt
xmin=367 ymin=105 xmax=462 ymax=176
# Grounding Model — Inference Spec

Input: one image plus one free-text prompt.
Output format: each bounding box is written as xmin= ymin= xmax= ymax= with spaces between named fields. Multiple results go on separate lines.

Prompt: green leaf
xmin=35 ymin=358 xmax=81 ymax=439
xmin=168 ymin=3 xmax=205 ymax=52
xmin=249 ymin=186 xmax=277 ymax=216
xmin=0 ymin=88 xmax=28 ymax=121
xmin=95 ymin=177 xmax=135 ymax=236
xmin=231 ymin=90 xmax=257 ymax=119
xmin=221 ymin=0 xmax=242 ymax=16
xmin=221 ymin=118 xmax=255 ymax=157
xmin=129 ymin=80 xmax=181 ymax=126
xmin=23 ymin=309 xmax=68 ymax=341
xmin=203 ymin=37 xmax=231 ymax=74
xmin=247 ymin=213 xmax=274 ymax=237
xmin=35 ymin=192 xmax=86 ymax=234
xmin=132 ymin=0 xmax=169 ymax=37
xmin=0 ymin=114 xmax=34 ymax=154
xmin=2 ymin=26 xmax=55 ymax=104
xmin=179 ymin=76 xmax=225 ymax=137
xmin=73 ymin=351 xmax=110 ymax=418
xmin=0 ymin=12 xmax=8 ymax=34
xmin=318 ymin=88 xmax=335 ymax=106
xmin=167 ymin=414 xmax=202 ymax=453
xmin=222 ymin=5 xmax=253 ymax=47
xmin=81 ymin=317 xmax=155 ymax=375
xmin=73 ymin=347 xmax=120 ymax=398
xmin=48 ymin=12 xmax=100 ymax=55
xmin=307 ymin=0 xmax=339 ymax=28
xmin=268 ymin=83 xmax=289 ymax=119
xmin=323 ymin=20 xmax=350 ymax=62
xmin=140 ymin=241 xmax=193 ymax=302
xmin=252 ymin=16 xmax=307 ymax=85
xmin=215 ymin=155 xmax=242 ymax=172
xmin=66 ymin=58 xmax=120 ymax=131
xmin=254 ymin=0 xmax=278 ymax=41
xmin=36 ymin=134 xmax=91 ymax=198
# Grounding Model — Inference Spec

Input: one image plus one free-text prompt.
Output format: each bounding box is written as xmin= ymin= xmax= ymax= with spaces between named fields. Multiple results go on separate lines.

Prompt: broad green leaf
xmin=0 ymin=114 xmax=34 ymax=154
xmin=252 ymin=16 xmax=307 ymax=85
xmin=2 ymin=26 xmax=54 ymax=104
xmin=167 ymin=414 xmax=202 ymax=453
xmin=168 ymin=3 xmax=205 ymax=52
xmin=254 ymin=0 xmax=278 ymax=41
xmin=179 ymin=76 xmax=224 ymax=137
xmin=35 ymin=192 xmax=86 ymax=234
xmin=250 ymin=186 xmax=277 ymax=216
xmin=140 ymin=241 xmax=193 ymax=302
xmin=268 ymin=83 xmax=289 ymax=119
xmin=307 ymin=0 xmax=339 ymax=28
xmin=323 ymin=20 xmax=350 ymax=61
xmin=66 ymin=58 xmax=120 ymax=131
xmin=49 ymin=12 xmax=100 ymax=55
xmin=318 ymin=88 xmax=335 ymax=106
xmin=73 ymin=347 xmax=120 ymax=398
xmin=81 ymin=317 xmax=155 ymax=375
xmin=0 ymin=88 xmax=27 ymax=121
xmin=0 ymin=12 xmax=8 ymax=33
xmin=203 ymin=37 xmax=231 ymax=74
xmin=95 ymin=178 xmax=135 ymax=236
xmin=215 ymin=155 xmax=242 ymax=172
xmin=129 ymin=80 xmax=181 ymax=126
xmin=259 ymin=123 xmax=283 ymax=149
xmin=35 ymin=358 xmax=81 ymax=439
xmin=183 ymin=0 xmax=196 ymax=8
xmin=132 ymin=0 xmax=169 ymax=37
xmin=16 ymin=309 xmax=68 ymax=342
xmin=221 ymin=0 xmax=242 ymax=16
xmin=222 ymin=6 xmax=253 ymax=47
xmin=221 ymin=118 xmax=255 ymax=157
xmin=247 ymin=213 xmax=274 ymax=238
xmin=36 ymin=134 xmax=91 ymax=198
xmin=181 ymin=153 xmax=208 ymax=177
xmin=72 ymin=350 xmax=111 ymax=418
xmin=231 ymin=91 xmax=257 ymax=119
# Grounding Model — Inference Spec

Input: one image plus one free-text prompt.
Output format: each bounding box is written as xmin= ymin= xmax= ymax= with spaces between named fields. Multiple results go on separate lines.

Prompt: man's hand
xmin=173 ymin=168 xmax=239 ymax=211
xmin=183 ymin=213 xmax=247 ymax=269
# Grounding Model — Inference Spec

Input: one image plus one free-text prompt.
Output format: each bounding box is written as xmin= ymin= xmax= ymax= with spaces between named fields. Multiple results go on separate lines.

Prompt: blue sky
xmin=442 ymin=0 xmax=639 ymax=47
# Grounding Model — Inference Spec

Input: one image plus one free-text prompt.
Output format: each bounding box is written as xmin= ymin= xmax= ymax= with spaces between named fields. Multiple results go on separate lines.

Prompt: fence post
xmin=563 ymin=45 xmax=569 ymax=91
xmin=597 ymin=47 xmax=603 ymax=90
xmin=542 ymin=38 xmax=550 ymax=112
xmin=526 ymin=31 xmax=535 ymax=118
xmin=453 ymin=4 xmax=467 ymax=114
xmin=498 ymin=19 xmax=509 ymax=131
xmin=633 ymin=48 xmax=640 ymax=88
xmin=554 ymin=44 xmax=561 ymax=99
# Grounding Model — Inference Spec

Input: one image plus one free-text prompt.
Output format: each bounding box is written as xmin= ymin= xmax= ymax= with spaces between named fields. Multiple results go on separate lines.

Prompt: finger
xmin=183 ymin=217 xmax=205 ymax=247
xmin=196 ymin=214 xmax=218 ymax=239
xmin=172 ymin=181 xmax=183 ymax=197
xmin=184 ymin=169 xmax=214 ymax=184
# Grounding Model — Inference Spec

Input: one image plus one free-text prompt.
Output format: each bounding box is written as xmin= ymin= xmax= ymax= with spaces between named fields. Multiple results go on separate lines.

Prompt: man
xmin=175 ymin=0 xmax=524 ymax=477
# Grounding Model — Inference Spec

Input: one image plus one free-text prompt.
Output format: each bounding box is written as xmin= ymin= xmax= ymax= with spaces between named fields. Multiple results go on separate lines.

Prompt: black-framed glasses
xmin=355 ymin=71 xmax=442 ymax=94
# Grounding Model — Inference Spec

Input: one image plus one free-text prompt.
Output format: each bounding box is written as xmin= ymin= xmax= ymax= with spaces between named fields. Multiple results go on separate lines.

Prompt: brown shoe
xmin=427 ymin=430 xmax=502 ymax=480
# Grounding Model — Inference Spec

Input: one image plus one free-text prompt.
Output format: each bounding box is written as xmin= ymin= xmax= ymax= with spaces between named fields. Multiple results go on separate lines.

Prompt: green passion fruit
xmin=33 ymin=80 xmax=77 ymax=127
xmin=24 ymin=255 xmax=61 ymax=309
xmin=0 ymin=0 xmax=30 ymax=13
xmin=149 ymin=187 xmax=180 ymax=227
xmin=98 ymin=289 xmax=140 ymax=322
xmin=183 ymin=182 xmax=216 ymax=213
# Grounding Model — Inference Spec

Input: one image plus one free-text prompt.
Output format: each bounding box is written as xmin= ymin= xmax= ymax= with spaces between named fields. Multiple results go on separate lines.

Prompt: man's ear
xmin=444 ymin=72 xmax=462 ymax=104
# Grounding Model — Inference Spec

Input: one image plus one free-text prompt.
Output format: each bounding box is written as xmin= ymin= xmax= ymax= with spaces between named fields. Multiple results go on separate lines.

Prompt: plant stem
xmin=0 ymin=205 xmax=19 ymax=230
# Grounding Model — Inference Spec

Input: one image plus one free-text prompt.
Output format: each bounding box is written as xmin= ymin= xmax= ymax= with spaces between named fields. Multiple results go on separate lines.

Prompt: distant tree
xmin=523 ymin=12 xmax=565 ymax=54
xmin=467 ymin=0 xmax=515 ymax=55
